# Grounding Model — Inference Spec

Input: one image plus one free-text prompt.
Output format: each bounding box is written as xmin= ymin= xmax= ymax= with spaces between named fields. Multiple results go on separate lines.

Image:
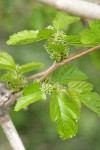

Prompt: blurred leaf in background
xmin=90 ymin=51 xmax=100 ymax=70
xmin=29 ymin=3 xmax=56 ymax=30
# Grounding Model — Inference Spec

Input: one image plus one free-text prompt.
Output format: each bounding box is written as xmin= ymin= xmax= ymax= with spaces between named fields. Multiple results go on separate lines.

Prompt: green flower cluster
xmin=45 ymin=31 xmax=68 ymax=62
xmin=41 ymin=82 xmax=66 ymax=95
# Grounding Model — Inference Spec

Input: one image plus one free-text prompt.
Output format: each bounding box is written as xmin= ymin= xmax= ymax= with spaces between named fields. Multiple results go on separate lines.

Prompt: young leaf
xmin=77 ymin=92 xmax=100 ymax=117
xmin=45 ymin=41 xmax=68 ymax=62
xmin=7 ymin=29 xmax=55 ymax=45
xmin=46 ymin=42 xmax=67 ymax=53
xmin=0 ymin=71 xmax=26 ymax=92
xmin=51 ymin=64 xmax=87 ymax=84
xmin=37 ymin=28 xmax=55 ymax=40
xmin=7 ymin=30 xmax=39 ymax=45
xmin=0 ymin=52 xmax=16 ymax=71
xmin=67 ymin=89 xmax=81 ymax=110
xmin=68 ymin=81 xmax=93 ymax=94
xmin=89 ymin=20 xmax=100 ymax=33
xmin=81 ymin=30 xmax=100 ymax=45
xmin=81 ymin=20 xmax=100 ymax=45
xmin=53 ymin=12 xmax=80 ymax=30
xmin=67 ymin=81 xmax=100 ymax=117
xmin=15 ymin=81 xmax=46 ymax=111
xmin=50 ymin=91 xmax=79 ymax=139
xmin=67 ymin=81 xmax=93 ymax=109
xmin=66 ymin=35 xmax=81 ymax=46
xmin=66 ymin=35 xmax=91 ymax=47
xmin=18 ymin=62 xmax=44 ymax=74
xmin=0 ymin=72 xmax=17 ymax=82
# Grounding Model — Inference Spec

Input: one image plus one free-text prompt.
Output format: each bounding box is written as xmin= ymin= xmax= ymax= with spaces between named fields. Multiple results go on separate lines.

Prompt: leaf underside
xmin=50 ymin=91 xmax=80 ymax=139
xmin=15 ymin=81 xmax=46 ymax=111
xmin=53 ymin=12 xmax=80 ymax=30
xmin=7 ymin=29 xmax=55 ymax=45
xmin=0 ymin=52 xmax=16 ymax=71
xmin=18 ymin=62 xmax=44 ymax=74
xmin=51 ymin=64 xmax=87 ymax=84
xmin=67 ymin=81 xmax=100 ymax=117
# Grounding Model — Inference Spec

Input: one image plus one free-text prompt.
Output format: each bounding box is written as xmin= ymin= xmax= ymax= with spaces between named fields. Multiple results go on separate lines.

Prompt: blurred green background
xmin=0 ymin=0 xmax=100 ymax=150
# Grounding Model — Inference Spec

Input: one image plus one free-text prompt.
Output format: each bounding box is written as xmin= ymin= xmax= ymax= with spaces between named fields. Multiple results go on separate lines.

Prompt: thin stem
xmin=39 ymin=0 xmax=100 ymax=20
xmin=1 ymin=45 xmax=100 ymax=108
xmin=27 ymin=62 xmax=57 ymax=81
xmin=0 ymin=113 xmax=25 ymax=150
xmin=40 ymin=62 xmax=58 ymax=81
xmin=61 ymin=45 xmax=100 ymax=65
xmin=40 ymin=45 xmax=100 ymax=81
xmin=27 ymin=71 xmax=46 ymax=81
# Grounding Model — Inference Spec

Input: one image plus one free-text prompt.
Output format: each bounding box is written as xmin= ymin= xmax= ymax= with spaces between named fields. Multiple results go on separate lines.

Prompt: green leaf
xmin=81 ymin=20 xmax=100 ymax=46
xmin=66 ymin=35 xmax=91 ymax=47
xmin=45 ymin=41 xmax=68 ymax=62
xmin=7 ymin=30 xmax=39 ymax=45
xmin=67 ymin=81 xmax=100 ymax=117
xmin=81 ymin=29 xmax=100 ymax=45
xmin=46 ymin=42 xmax=66 ymax=53
xmin=0 ymin=72 xmax=17 ymax=82
xmin=0 ymin=71 xmax=26 ymax=92
xmin=37 ymin=28 xmax=55 ymax=40
xmin=46 ymin=42 xmax=67 ymax=53
xmin=18 ymin=62 xmax=44 ymax=74
xmin=15 ymin=81 xmax=46 ymax=111
xmin=89 ymin=20 xmax=100 ymax=33
xmin=67 ymin=81 xmax=93 ymax=109
xmin=53 ymin=12 xmax=80 ymax=30
xmin=67 ymin=89 xmax=81 ymax=109
xmin=66 ymin=35 xmax=81 ymax=46
xmin=68 ymin=81 xmax=93 ymax=94
xmin=51 ymin=64 xmax=87 ymax=84
xmin=50 ymin=91 xmax=79 ymax=139
xmin=77 ymin=92 xmax=100 ymax=117
xmin=7 ymin=29 xmax=55 ymax=45
xmin=0 ymin=52 xmax=16 ymax=71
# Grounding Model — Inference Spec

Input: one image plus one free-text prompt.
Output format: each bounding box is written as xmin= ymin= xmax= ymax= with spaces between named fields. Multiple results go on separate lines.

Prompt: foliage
xmin=0 ymin=52 xmax=44 ymax=91
xmin=0 ymin=52 xmax=16 ymax=70
xmin=7 ymin=12 xmax=82 ymax=62
xmin=0 ymin=12 xmax=100 ymax=141
xmin=15 ymin=80 xmax=46 ymax=111
xmin=50 ymin=91 xmax=79 ymax=139
xmin=7 ymin=29 xmax=55 ymax=45
xmin=51 ymin=64 xmax=87 ymax=84
xmin=53 ymin=12 xmax=80 ymax=30
xmin=81 ymin=20 xmax=100 ymax=46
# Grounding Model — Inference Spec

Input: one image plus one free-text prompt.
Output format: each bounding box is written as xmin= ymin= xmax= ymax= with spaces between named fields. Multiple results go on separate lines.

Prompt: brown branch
xmin=40 ymin=45 xmax=100 ymax=81
xmin=27 ymin=45 xmax=100 ymax=82
xmin=38 ymin=0 xmax=100 ymax=20
xmin=27 ymin=62 xmax=57 ymax=81
xmin=27 ymin=71 xmax=46 ymax=81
